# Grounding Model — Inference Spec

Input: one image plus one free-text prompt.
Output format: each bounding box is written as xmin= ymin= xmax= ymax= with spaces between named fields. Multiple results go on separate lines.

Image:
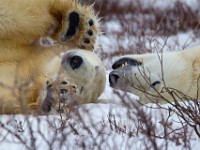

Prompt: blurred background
xmin=89 ymin=0 xmax=200 ymax=66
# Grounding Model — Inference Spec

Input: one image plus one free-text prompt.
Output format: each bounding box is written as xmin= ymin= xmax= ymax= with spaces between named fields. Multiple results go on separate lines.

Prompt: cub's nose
xmin=69 ymin=55 xmax=83 ymax=70
xmin=109 ymin=72 xmax=120 ymax=87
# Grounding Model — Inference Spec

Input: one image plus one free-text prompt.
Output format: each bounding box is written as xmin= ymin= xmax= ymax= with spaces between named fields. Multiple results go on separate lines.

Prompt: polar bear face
xmin=109 ymin=52 xmax=195 ymax=104
xmin=60 ymin=50 xmax=106 ymax=104
xmin=109 ymin=55 xmax=163 ymax=104
xmin=42 ymin=50 xmax=106 ymax=114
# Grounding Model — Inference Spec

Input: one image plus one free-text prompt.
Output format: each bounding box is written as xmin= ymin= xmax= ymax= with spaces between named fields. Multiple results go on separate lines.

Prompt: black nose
xmin=109 ymin=72 xmax=120 ymax=87
xmin=69 ymin=55 xmax=83 ymax=70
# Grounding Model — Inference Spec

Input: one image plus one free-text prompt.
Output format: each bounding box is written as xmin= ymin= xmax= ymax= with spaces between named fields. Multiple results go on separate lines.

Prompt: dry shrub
xmin=92 ymin=0 xmax=200 ymax=63
xmin=1 ymin=0 xmax=200 ymax=150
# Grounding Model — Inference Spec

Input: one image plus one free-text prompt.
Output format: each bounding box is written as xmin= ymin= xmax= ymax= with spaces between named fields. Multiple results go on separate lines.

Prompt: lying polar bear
xmin=41 ymin=50 xmax=106 ymax=114
xmin=109 ymin=46 xmax=200 ymax=104
xmin=0 ymin=0 xmax=106 ymax=114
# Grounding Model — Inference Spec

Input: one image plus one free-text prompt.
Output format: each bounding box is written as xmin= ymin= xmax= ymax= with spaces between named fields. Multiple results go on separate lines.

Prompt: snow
xmin=1 ymin=102 xmax=200 ymax=149
xmin=1 ymin=0 xmax=200 ymax=149
xmin=128 ymin=0 xmax=200 ymax=10
xmin=1 ymin=77 xmax=200 ymax=149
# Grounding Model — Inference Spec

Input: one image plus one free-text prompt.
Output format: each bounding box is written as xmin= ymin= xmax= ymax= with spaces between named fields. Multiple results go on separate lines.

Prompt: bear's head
xmin=109 ymin=53 xmax=194 ymax=104
xmin=109 ymin=54 xmax=165 ymax=104
xmin=42 ymin=50 xmax=106 ymax=114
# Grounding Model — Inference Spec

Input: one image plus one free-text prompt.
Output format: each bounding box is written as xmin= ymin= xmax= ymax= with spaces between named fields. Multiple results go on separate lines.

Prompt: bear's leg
xmin=50 ymin=0 xmax=99 ymax=50
xmin=40 ymin=78 xmax=79 ymax=114
xmin=0 ymin=0 xmax=99 ymax=50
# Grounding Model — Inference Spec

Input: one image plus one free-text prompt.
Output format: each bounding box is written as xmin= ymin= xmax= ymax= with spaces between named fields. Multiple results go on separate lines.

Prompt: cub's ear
xmin=112 ymin=57 xmax=142 ymax=69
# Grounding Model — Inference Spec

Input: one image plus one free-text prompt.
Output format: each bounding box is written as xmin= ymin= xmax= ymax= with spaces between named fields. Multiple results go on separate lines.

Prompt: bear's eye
xmin=150 ymin=81 xmax=161 ymax=88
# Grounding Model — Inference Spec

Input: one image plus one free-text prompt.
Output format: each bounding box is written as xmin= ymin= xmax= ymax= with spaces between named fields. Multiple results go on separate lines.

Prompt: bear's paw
xmin=41 ymin=78 xmax=80 ymax=114
xmin=58 ymin=11 xmax=98 ymax=50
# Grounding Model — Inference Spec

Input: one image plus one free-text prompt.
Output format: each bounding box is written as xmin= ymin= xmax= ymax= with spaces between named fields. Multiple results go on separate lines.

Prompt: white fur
xmin=56 ymin=50 xmax=106 ymax=104
xmin=110 ymin=45 xmax=200 ymax=104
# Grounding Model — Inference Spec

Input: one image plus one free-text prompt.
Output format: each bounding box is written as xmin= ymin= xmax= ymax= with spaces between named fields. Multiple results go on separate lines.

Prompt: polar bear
xmin=41 ymin=50 xmax=106 ymax=114
xmin=109 ymin=46 xmax=200 ymax=104
xmin=0 ymin=0 xmax=106 ymax=114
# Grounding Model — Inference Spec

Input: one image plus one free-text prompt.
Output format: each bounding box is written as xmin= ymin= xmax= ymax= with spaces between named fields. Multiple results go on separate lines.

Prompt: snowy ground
xmin=1 ymin=0 xmax=200 ymax=149
xmin=0 ymin=100 xmax=200 ymax=149
xmin=1 ymin=34 xmax=200 ymax=150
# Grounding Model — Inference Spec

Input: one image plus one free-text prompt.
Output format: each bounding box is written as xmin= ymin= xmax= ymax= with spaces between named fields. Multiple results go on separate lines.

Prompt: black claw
xmin=62 ymin=11 xmax=80 ymax=41
xmin=79 ymin=45 xmax=86 ymax=49
xmin=46 ymin=81 xmax=53 ymax=88
xmin=60 ymin=89 xmax=68 ymax=94
xmin=83 ymin=38 xmax=90 ymax=44
xmin=87 ymin=30 xmax=93 ymax=36
xmin=61 ymin=81 xmax=68 ymax=85
xmin=60 ymin=98 xmax=67 ymax=103
xmin=88 ymin=20 xmax=94 ymax=26
xmin=57 ymin=108 xmax=64 ymax=113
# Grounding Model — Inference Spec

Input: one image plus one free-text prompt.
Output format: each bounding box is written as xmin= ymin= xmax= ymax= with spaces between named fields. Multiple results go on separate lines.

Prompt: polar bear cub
xmin=109 ymin=46 xmax=200 ymax=104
